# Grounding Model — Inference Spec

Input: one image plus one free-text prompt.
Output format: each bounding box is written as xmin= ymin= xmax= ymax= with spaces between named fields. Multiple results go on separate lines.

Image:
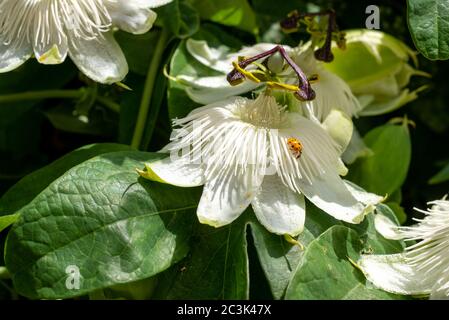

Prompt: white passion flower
xmin=0 ymin=0 xmax=173 ymax=83
xmin=359 ymin=199 xmax=449 ymax=299
xmin=139 ymin=94 xmax=381 ymax=236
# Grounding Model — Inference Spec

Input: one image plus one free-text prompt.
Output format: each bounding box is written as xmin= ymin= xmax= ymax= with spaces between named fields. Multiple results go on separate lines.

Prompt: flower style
xmin=0 ymin=0 xmax=172 ymax=83
xmin=139 ymin=94 xmax=381 ymax=236
xmin=359 ymin=199 xmax=449 ymax=299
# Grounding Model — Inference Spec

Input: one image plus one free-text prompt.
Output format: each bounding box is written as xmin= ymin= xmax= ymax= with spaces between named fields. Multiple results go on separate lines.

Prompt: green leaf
xmin=407 ymin=0 xmax=449 ymax=60
xmin=115 ymin=30 xmax=159 ymax=76
xmin=0 ymin=213 xmax=19 ymax=233
xmin=306 ymin=201 xmax=405 ymax=256
xmin=268 ymin=206 xmax=328 ymax=300
xmin=429 ymin=162 xmax=449 ymax=184
xmin=285 ymin=226 xmax=408 ymax=300
xmin=158 ymin=0 xmax=200 ymax=39
xmin=42 ymin=104 xmax=117 ymax=136
xmin=249 ymin=201 xmax=339 ymax=299
xmin=104 ymin=277 xmax=158 ymax=300
xmin=153 ymin=213 xmax=249 ymax=299
xmin=0 ymin=143 xmax=134 ymax=216
xmin=388 ymin=188 xmax=403 ymax=203
xmin=5 ymin=151 xmax=202 ymax=299
xmin=154 ymin=202 xmax=339 ymax=300
xmin=188 ymin=0 xmax=258 ymax=34
xmin=347 ymin=123 xmax=411 ymax=196
xmin=386 ymin=202 xmax=408 ymax=225
xmin=249 ymin=218 xmax=308 ymax=299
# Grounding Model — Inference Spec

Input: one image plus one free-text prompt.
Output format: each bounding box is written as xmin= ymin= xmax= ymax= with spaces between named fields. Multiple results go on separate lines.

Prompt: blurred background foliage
xmin=0 ymin=0 xmax=448 ymax=299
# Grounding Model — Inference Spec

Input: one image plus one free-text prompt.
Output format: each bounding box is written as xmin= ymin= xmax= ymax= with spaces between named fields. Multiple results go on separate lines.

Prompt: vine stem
xmin=131 ymin=28 xmax=171 ymax=150
xmin=96 ymin=95 xmax=121 ymax=113
xmin=0 ymin=90 xmax=83 ymax=103
xmin=0 ymin=89 xmax=121 ymax=113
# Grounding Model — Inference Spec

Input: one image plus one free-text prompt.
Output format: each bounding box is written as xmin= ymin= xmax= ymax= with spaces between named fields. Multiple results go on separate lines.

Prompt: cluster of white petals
xmin=360 ymin=199 xmax=449 ymax=299
xmin=0 ymin=0 xmax=173 ymax=83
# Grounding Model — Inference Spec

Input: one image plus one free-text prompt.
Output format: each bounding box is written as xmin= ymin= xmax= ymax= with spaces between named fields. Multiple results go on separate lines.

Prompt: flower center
xmin=237 ymin=94 xmax=287 ymax=129
xmin=0 ymin=0 xmax=112 ymax=47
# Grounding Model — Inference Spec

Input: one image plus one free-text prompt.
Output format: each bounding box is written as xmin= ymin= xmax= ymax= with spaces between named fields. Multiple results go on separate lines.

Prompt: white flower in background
xmin=324 ymin=29 xmax=429 ymax=116
xmin=317 ymin=30 xmax=430 ymax=164
xmin=172 ymin=39 xmax=360 ymax=121
xmin=359 ymin=199 xmax=449 ymax=299
xmin=139 ymin=94 xmax=381 ymax=236
xmin=0 ymin=0 xmax=173 ymax=83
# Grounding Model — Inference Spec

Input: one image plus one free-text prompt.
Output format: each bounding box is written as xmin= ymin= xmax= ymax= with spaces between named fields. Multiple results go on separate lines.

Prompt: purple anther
xmin=280 ymin=10 xmax=301 ymax=31
xmin=227 ymin=69 xmax=246 ymax=86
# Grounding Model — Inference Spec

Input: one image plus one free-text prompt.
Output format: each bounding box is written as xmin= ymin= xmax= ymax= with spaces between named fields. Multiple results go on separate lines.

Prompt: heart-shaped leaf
xmin=285 ymin=225 xmax=408 ymax=299
xmin=347 ymin=123 xmax=411 ymax=196
xmin=5 ymin=151 xmax=201 ymax=299
xmin=407 ymin=0 xmax=449 ymax=60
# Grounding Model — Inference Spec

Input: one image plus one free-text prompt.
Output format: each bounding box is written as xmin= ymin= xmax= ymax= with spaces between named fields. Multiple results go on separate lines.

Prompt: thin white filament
xmin=0 ymin=0 xmax=112 ymax=48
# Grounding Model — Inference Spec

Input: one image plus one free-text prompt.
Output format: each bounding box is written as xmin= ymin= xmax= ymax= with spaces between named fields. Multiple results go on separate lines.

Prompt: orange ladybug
xmin=287 ymin=137 xmax=303 ymax=159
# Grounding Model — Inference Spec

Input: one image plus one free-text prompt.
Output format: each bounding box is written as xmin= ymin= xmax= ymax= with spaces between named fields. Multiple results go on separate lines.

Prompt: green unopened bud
xmin=323 ymin=29 xmax=430 ymax=116
xmin=322 ymin=109 xmax=353 ymax=153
